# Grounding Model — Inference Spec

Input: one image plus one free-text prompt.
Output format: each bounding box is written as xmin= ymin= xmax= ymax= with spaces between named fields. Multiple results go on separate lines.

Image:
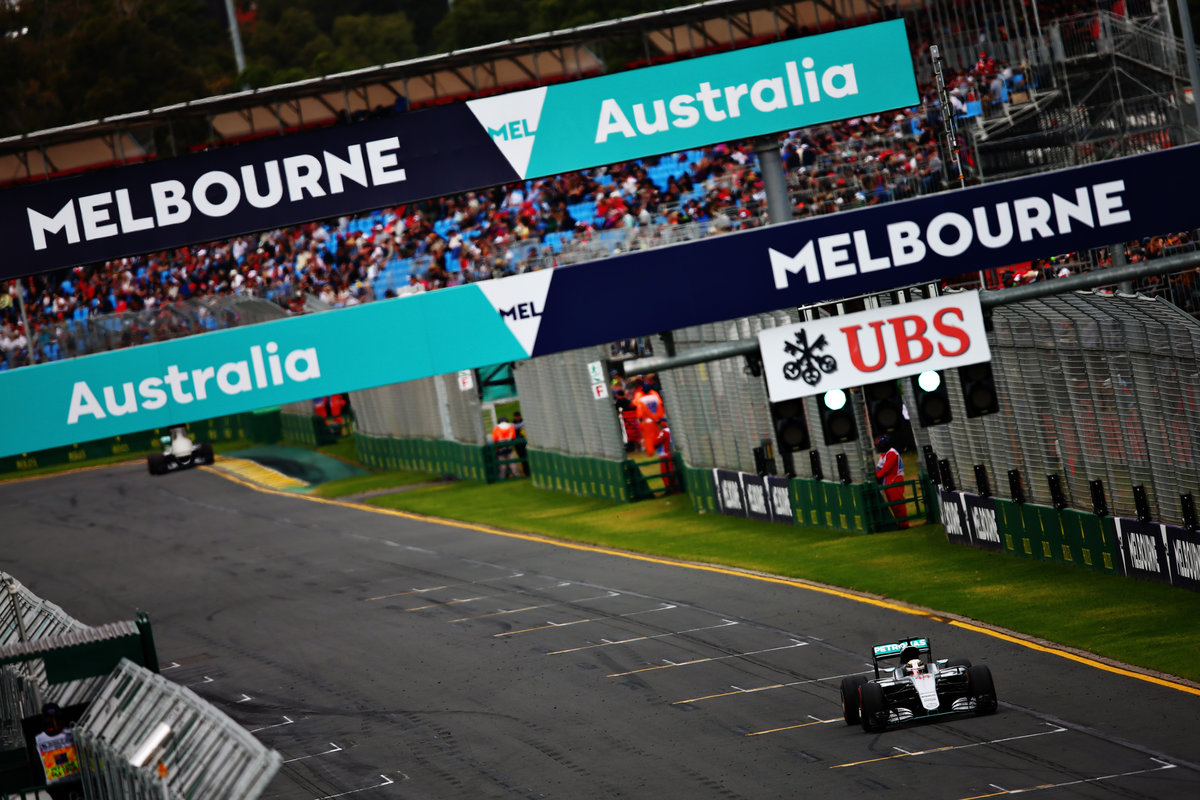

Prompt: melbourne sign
xmin=1 ymin=143 xmax=1198 ymax=457
xmin=1 ymin=20 xmax=915 ymax=279
xmin=757 ymin=292 xmax=990 ymax=402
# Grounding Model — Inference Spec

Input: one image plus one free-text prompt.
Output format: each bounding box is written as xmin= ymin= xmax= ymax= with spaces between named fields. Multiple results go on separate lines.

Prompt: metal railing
xmin=0 ymin=574 xmax=88 ymax=750
xmin=73 ymin=659 xmax=280 ymax=800
xmin=3 ymin=296 xmax=290 ymax=370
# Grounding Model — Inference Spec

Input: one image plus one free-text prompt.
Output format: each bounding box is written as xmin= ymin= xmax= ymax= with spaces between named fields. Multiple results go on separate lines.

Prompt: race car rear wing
xmin=870 ymin=636 xmax=933 ymax=677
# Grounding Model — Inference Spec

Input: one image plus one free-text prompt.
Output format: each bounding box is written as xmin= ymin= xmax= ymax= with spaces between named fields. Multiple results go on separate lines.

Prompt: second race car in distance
xmin=147 ymin=425 xmax=214 ymax=475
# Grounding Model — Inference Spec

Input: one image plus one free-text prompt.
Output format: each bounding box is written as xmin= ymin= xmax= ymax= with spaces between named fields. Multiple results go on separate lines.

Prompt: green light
xmin=917 ymin=370 xmax=941 ymax=392
xmin=823 ymin=388 xmax=847 ymax=411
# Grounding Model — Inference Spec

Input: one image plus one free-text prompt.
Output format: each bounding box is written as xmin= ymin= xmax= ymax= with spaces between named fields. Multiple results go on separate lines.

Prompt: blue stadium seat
xmin=568 ymin=201 xmax=597 ymax=225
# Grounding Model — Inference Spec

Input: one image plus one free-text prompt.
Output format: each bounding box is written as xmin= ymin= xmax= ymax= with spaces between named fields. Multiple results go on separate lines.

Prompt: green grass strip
xmin=354 ymin=477 xmax=1200 ymax=685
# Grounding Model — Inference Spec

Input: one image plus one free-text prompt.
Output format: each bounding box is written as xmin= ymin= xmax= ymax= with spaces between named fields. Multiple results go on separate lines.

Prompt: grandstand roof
xmin=0 ymin=0 xmax=920 ymax=186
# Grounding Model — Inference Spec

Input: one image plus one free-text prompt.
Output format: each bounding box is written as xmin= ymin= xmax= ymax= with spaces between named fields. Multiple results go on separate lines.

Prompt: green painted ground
xmin=224 ymin=445 xmax=370 ymax=485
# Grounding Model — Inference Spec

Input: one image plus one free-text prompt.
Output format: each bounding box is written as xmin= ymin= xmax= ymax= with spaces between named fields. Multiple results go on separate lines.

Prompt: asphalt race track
xmin=4 ymin=463 xmax=1199 ymax=799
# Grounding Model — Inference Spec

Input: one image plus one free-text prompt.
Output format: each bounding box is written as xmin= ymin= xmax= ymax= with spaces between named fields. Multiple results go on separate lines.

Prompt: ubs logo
xmin=780 ymin=329 xmax=837 ymax=386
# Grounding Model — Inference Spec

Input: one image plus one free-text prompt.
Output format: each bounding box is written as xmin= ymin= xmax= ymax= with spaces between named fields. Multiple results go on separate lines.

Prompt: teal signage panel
xmin=0 ymin=283 xmax=529 ymax=455
xmin=464 ymin=19 xmax=918 ymax=179
xmin=7 ymin=20 xmax=917 ymax=279
xmin=7 ymin=140 xmax=1194 ymax=459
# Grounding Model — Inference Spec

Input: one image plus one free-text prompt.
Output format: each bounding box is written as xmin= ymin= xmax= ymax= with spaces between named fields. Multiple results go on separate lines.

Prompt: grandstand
xmin=4 ymin=0 xmax=1199 ymax=375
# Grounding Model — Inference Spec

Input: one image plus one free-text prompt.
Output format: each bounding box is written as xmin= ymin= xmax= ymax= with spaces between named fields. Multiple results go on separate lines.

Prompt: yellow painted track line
xmin=747 ymin=717 xmax=840 ymax=736
xmin=38 ymin=461 xmax=1200 ymax=699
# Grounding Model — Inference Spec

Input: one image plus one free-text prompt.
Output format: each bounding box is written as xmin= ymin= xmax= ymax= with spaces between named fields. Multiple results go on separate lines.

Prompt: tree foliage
xmin=0 ymin=0 xmax=891 ymax=138
xmin=0 ymin=0 xmax=233 ymax=136
xmin=0 ymin=0 xmax=424 ymax=137
xmin=430 ymin=0 xmax=681 ymax=52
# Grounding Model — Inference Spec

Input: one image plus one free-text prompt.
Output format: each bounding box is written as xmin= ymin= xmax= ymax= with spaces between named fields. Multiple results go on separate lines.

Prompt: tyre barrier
xmin=701 ymin=467 xmax=935 ymax=534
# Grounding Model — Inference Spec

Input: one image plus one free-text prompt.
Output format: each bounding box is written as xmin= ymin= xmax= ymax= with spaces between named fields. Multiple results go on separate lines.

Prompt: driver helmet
xmin=904 ymin=658 xmax=925 ymax=676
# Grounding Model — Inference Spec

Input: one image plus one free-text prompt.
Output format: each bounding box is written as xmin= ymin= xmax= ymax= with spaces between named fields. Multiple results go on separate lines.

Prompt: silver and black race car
xmin=840 ymin=636 xmax=997 ymax=732
xmin=147 ymin=425 xmax=214 ymax=475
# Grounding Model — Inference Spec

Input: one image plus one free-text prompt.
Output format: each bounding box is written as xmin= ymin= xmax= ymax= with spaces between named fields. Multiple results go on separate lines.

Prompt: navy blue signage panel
xmin=1163 ymin=524 xmax=1200 ymax=592
xmin=533 ymin=145 xmax=1200 ymax=355
xmin=961 ymin=492 xmax=1002 ymax=552
xmin=1 ymin=104 xmax=519 ymax=279
xmin=938 ymin=489 xmax=971 ymax=546
xmin=1115 ymin=517 xmax=1171 ymax=583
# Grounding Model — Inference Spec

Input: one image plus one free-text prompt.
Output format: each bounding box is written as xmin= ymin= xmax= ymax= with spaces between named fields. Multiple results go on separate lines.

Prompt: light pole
xmin=1175 ymin=0 xmax=1200 ymax=131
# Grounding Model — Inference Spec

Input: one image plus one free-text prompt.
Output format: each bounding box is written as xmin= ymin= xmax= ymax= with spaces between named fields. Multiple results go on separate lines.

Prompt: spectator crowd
xmin=1 ymin=0 xmax=1190 ymax=371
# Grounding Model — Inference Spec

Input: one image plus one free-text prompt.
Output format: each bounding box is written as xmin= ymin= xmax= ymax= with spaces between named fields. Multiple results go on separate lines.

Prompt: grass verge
xmin=357 ymin=477 xmax=1200 ymax=685
xmin=310 ymin=469 xmax=444 ymax=498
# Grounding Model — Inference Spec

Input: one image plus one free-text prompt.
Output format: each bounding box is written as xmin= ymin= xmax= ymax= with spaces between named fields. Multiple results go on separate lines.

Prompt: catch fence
xmin=352 ymin=372 xmax=486 ymax=445
xmin=512 ymin=345 xmax=626 ymax=462
xmin=926 ymin=291 xmax=1200 ymax=522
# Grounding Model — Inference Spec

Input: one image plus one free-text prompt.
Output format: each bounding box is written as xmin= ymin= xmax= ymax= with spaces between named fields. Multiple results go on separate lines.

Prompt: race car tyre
xmin=859 ymin=682 xmax=888 ymax=733
xmin=945 ymin=658 xmax=972 ymax=669
xmin=840 ymin=676 xmax=867 ymax=725
xmin=147 ymin=454 xmax=166 ymax=475
xmin=968 ymin=665 xmax=998 ymax=715
xmin=196 ymin=443 xmax=214 ymax=464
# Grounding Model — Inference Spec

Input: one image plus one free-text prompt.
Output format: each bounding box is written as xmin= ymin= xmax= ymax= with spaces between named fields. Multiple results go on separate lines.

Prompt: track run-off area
xmin=3 ymin=462 xmax=1198 ymax=799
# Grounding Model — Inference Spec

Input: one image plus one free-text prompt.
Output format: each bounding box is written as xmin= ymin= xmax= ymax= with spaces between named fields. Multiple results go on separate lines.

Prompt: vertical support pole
xmin=137 ymin=612 xmax=161 ymax=674
xmin=1175 ymin=0 xmax=1200 ymax=131
xmin=753 ymin=137 xmax=793 ymax=225
xmin=931 ymin=44 xmax=966 ymax=188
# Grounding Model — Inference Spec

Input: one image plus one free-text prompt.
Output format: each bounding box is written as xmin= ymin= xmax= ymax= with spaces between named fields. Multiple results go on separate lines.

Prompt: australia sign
xmin=1 ymin=20 xmax=916 ymax=279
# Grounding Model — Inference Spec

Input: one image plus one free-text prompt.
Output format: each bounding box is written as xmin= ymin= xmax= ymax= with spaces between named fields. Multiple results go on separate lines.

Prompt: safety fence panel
xmin=925 ymin=292 xmax=1200 ymax=525
xmin=353 ymin=432 xmax=490 ymax=481
xmin=279 ymin=411 xmax=322 ymax=446
xmin=527 ymin=450 xmax=633 ymax=502
xmin=660 ymin=307 xmax=877 ymax=488
xmin=351 ymin=379 xmax=441 ymax=441
xmin=938 ymin=491 xmax=1123 ymax=577
xmin=440 ymin=372 xmax=488 ymax=445
xmin=705 ymin=468 xmax=928 ymax=534
xmin=513 ymin=346 xmax=625 ymax=461
xmin=659 ymin=312 xmax=795 ymax=476
xmin=74 ymin=659 xmax=281 ymax=800
xmin=680 ymin=465 xmax=718 ymax=514
xmin=0 ymin=579 xmax=161 ymax=796
xmin=350 ymin=374 xmax=486 ymax=446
